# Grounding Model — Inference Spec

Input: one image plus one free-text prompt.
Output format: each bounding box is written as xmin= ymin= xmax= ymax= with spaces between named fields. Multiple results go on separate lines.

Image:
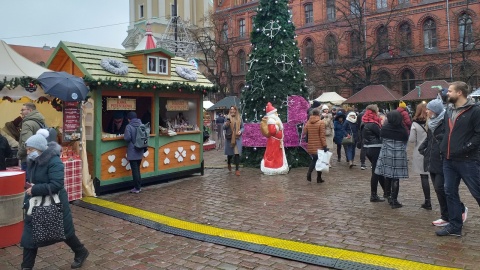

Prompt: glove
xmin=323 ymin=147 xmax=329 ymax=152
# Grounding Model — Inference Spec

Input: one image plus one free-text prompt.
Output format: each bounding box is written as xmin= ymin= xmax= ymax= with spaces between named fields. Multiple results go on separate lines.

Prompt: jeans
xmin=130 ymin=159 xmax=142 ymax=190
xmin=344 ymin=143 xmax=356 ymax=162
xmin=430 ymin=173 xmax=448 ymax=221
xmin=366 ymin=147 xmax=385 ymax=195
xmin=443 ymin=159 xmax=480 ymax=231
xmin=21 ymin=161 xmax=28 ymax=181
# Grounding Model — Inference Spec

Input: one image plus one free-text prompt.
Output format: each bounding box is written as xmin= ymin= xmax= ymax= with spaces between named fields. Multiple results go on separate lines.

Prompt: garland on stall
xmin=0 ymin=76 xmax=37 ymax=91
xmin=51 ymin=98 xmax=63 ymax=112
xmin=83 ymin=77 xmax=219 ymax=95
xmin=100 ymin=58 xmax=129 ymax=76
xmin=175 ymin=66 xmax=198 ymax=81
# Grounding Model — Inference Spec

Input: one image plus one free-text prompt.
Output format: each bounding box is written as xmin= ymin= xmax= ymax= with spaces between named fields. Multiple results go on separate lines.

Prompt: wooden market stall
xmin=45 ymin=41 xmax=215 ymax=194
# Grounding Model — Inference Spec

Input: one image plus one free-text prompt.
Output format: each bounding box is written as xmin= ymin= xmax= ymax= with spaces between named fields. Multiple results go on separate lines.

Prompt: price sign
xmin=63 ymin=102 xmax=81 ymax=142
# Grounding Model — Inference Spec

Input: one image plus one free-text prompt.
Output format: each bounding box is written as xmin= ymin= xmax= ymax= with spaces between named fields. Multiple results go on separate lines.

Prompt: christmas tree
xmin=242 ymin=0 xmax=308 ymax=121
xmin=240 ymin=0 xmax=310 ymax=168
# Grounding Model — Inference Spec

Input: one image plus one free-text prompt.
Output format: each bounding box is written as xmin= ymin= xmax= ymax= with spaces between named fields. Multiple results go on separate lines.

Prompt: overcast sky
xmin=0 ymin=0 xmax=130 ymax=49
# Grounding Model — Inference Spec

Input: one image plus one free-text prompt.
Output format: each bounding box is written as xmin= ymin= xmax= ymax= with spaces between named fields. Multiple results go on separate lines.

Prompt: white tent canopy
xmin=0 ymin=40 xmax=52 ymax=100
xmin=314 ymin=92 xmax=346 ymax=105
xmin=203 ymin=100 xmax=214 ymax=109
xmin=470 ymin=88 xmax=480 ymax=97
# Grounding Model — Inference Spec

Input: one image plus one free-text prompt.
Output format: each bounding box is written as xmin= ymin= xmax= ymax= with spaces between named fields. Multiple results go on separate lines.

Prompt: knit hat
xmin=25 ymin=133 xmax=48 ymax=152
xmin=312 ymin=100 xmax=321 ymax=108
xmin=427 ymin=98 xmax=444 ymax=115
xmin=399 ymin=101 xmax=407 ymax=108
xmin=321 ymin=105 xmax=329 ymax=111
xmin=127 ymin=111 xmax=137 ymax=120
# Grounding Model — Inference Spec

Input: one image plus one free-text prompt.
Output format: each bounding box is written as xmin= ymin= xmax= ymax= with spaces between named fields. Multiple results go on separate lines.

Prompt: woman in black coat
xmin=0 ymin=133 xmax=12 ymax=170
xmin=418 ymin=99 xmax=467 ymax=227
xmin=21 ymin=132 xmax=89 ymax=269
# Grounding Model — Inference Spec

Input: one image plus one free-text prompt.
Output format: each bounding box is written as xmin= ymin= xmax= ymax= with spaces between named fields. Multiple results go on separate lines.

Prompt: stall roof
xmin=344 ymin=85 xmax=401 ymax=104
xmin=401 ymin=80 xmax=449 ymax=101
xmin=314 ymin=92 xmax=346 ymax=105
xmin=46 ymin=41 xmax=213 ymax=87
xmin=203 ymin=100 xmax=214 ymax=109
xmin=0 ymin=40 xmax=52 ymax=80
xmin=207 ymin=96 xmax=241 ymax=111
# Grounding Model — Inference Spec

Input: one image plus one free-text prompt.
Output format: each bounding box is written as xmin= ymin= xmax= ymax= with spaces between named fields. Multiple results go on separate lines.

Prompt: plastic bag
xmin=315 ymin=150 xmax=333 ymax=172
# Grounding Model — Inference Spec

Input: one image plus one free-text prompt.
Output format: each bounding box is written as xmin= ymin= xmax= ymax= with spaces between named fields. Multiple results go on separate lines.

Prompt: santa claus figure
xmin=260 ymin=102 xmax=289 ymax=175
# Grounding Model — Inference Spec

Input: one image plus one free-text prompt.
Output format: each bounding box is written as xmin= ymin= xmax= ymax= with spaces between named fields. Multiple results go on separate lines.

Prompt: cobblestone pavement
xmin=1 ymin=144 xmax=479 ymax=269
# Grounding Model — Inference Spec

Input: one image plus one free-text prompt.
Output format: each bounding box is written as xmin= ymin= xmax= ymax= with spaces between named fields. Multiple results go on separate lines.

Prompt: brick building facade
xmin=214 ymin=0 xmax=479 ymax=99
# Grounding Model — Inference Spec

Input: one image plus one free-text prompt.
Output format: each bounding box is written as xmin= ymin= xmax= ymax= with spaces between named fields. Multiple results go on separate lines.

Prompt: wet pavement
xmin=1 ymin=144 xmax=479 ymax=269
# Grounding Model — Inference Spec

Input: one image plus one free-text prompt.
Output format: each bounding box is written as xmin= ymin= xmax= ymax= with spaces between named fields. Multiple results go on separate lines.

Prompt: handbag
xmin=31 ymin=186 xmax=66 ymax=247
xmin=341 ymin=124 xmax=354 ymax=145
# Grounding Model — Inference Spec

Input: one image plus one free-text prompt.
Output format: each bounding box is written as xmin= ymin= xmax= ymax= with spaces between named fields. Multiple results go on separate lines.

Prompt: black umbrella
xmin=38 ymin=71 xmax=89 ymax=101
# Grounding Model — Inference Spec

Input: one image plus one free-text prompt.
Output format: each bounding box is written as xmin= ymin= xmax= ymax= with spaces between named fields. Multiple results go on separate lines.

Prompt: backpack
xmin=32 ymin=119 xmax=58 ymax=143
xmin=133 ymin=122 xmax=150 ymax=149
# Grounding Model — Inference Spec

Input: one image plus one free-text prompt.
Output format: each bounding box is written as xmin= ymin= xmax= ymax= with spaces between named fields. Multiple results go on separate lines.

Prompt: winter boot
xmin=370 ymin=193 xmax=385 ymax=202
xmin=307 ymin=167 xmax=314 ymax=182
xmin=71 ymin=248 xmax=89 ymax=269
xmin=316 ymin=172 xmax=324 ymax=183
xmin=391 ymin=179 xmax=403 ymax=209
xmin=421 ymin=199 xmax=432 ymax=210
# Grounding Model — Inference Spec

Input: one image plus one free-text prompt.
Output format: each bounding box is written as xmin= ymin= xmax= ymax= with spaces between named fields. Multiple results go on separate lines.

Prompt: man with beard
xmin=437 ymin=81 xmax=480 ymax=237
xmin=260 ymin=102 xmax=289 ymax=175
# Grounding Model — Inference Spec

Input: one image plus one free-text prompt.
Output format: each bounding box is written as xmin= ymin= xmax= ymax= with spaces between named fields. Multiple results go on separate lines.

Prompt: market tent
xmin=207 ymin=96 xmax=241 ymax=111
xmin=470 ymin=88 xmax=480 ymax=97
xmin=344 ymin=85 xmax=402 ymax=104
xmin=314 ymin=91 xmax=346 ymax=105
xmin=203 ymin=100 xmax=214 ymax=109
xmin=401 ymin=80 xmax=449 ymax=101
xmin=0 ymin=40 xmax=52 ymax=100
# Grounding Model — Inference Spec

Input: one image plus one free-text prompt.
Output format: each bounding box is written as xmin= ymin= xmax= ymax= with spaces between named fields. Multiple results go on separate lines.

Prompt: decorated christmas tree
xmin=240 ymin=0 xmax=310 ymax=168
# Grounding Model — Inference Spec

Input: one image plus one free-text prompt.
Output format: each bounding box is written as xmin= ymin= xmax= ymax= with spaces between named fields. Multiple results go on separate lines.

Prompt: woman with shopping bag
xmin=21 ymin=130 xmax=89 ymax=269
xmin=302 ymin=109 xmax=328 ymax=183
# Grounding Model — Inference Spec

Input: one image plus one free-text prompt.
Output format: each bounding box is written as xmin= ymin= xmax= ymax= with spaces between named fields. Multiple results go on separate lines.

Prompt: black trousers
xmin=366 ymin=147 xmax=385 ymax=195
xmin=22 ymin=235 xmax=85 ymax=268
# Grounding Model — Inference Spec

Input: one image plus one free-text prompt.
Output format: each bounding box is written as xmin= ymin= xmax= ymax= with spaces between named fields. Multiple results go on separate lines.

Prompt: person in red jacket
xmin=397 ymin=101 xmax=412 ymax=134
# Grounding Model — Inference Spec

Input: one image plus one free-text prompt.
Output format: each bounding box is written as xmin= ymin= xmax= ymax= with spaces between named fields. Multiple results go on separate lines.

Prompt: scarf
xmin=229 ymin=114 xmax=241 ymax=146
xmin=427 ymin=110 xmax=445 ymax=133
xmin=361 ymin=110 xmax=382 ymax=128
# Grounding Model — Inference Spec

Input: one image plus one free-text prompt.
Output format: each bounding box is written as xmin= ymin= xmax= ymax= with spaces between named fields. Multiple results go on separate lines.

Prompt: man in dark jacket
xmin=124 ymin=112 xmax=145 ymax=193
xmin=437 ymin=81 xmax=480 ymax=237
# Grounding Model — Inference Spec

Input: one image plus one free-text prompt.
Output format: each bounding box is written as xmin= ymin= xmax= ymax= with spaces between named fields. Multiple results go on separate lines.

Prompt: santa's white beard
xmin=267 ymin=114 xmax=283 ymax=130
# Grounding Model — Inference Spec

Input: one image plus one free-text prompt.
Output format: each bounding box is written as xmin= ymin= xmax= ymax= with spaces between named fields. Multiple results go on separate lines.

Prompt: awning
xmin=343 ymin=85 xmax=401 ymax=104
xmin=206 ymin=96 xmax=241 ymax=111
xmin=314 ymin=92 xmax=346 ymax=105
xmin=401 ymin=80 xmax=449 ymax=101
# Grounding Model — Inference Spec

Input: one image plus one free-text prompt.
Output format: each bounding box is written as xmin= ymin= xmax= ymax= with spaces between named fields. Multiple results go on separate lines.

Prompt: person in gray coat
xmin=22 ymin=133 xmax=88 ymax=269
xmin=375 ymin=110 xmax=409 ymax=209
xmin=224 ymin=106 xmax=244 ymax=176
xmin=124 ymin=112 xmax=145 ymax=193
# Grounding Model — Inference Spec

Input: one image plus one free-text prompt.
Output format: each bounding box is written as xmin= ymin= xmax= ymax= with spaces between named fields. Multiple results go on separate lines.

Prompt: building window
xmin=398 ymin=23 xmax=412 ymax=51
xmin=238 ymin=50 xmax=246 ymax=72
xmin=377 ymin=26 xmax=388 ymax=54
xmin=139 ymin=4 xmax=144 ymax=18
xmin=425 ymin=67 xmax=440 ymax=80
xmin=304 ymin=38 xmax=314 ymax=65
xmin=423 ymin=19 xmax=437 ymax=49
xmin=305 ymin=4 xmax=313 ymax=24
xmin=327 ymin=0 xmax=336 ymax=20
xmin=350 ymin=0 xmax=360 ymax=15
xmin=350 ymin=31 xmax=361 ymax=57
xmin=401 ymin=69 xmax=415 ymax=95
xmin=458 ymin=13 xmax=473 ymax=45
xmin=326 ymin=35 xmax=337 ymax=61
xmin=239 ymin=19 xmax=246 ymax=38
xmin=398 ymin=0 xmax=409 ymax=4
xmin=147 ymin=56 xmax=168 ymax=75
xmin=222 ymin=56 xmax=230 ymax=72
xmin=222 ymin=23 xmax=228 ymax=42
xmin=376 ymin=0 xmax=387 ymax=9
xmin=171 ymin=4 xmax=177 ymax=16
xmin=377 ymin=71 xmax=393 ymax=89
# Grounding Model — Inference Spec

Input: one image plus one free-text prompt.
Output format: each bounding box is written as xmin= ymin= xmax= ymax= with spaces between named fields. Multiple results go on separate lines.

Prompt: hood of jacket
xmin=346 ymin=112 xmax=357 ymax=123
xmin=128 ymin=118 xmax=142 ymax=127
xmin=22 ymin=110 xmax=45 ymax=124
xmin=386 ymin=110 xmax=402 ymax=126
xmin=308 ymin=115 xmax=321 ymax=124
xmin=28 ymin=141 xmax=61 ymax=167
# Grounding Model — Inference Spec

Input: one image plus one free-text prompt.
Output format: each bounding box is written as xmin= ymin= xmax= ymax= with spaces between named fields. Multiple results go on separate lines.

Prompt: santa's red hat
xmin=266 ymin=102 xmax=277 ymax=115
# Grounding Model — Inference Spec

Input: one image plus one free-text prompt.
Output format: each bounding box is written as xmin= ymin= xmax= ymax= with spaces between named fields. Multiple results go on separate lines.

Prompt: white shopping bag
xmin=315 ymin=150 xmax=333 ymax=172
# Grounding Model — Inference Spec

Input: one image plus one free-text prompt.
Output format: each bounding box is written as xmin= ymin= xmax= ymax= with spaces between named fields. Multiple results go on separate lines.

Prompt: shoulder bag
xmin=341 ymin=124 xmax=354 ymax=145
xmin=31 ymin=186 xmax=66 ymax=247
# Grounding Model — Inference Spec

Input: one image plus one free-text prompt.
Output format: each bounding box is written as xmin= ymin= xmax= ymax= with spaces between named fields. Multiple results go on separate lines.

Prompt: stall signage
xmin=106 ymin=98 xmax=136 ymax=110
xmin=166 ymin=100 xmax=189 ymax=111
xmin=63 ymin=102 xmax=81 ymax=142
